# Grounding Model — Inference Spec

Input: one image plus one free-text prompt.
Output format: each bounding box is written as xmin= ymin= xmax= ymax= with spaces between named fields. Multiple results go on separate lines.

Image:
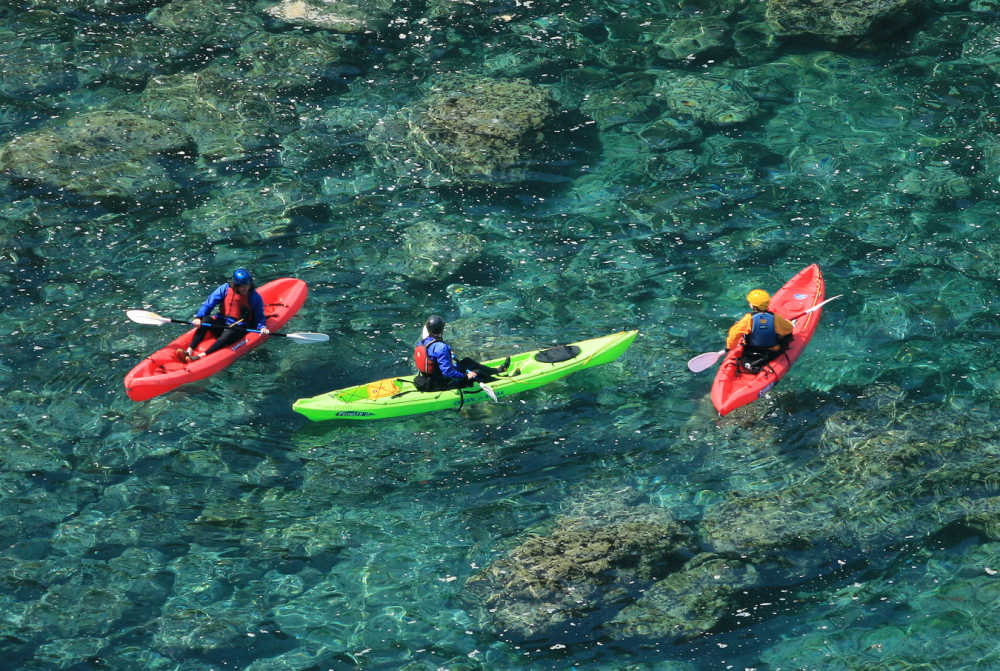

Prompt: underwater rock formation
xmin=635 ymin=116 xmax=704 ymax=152
xmin=465 ymin=499 xmax=693 ymax=642
xmin=654 ymin=17 xmax=732 ymax=62
xmin=894 ymin=164 xmax=971 ymax=202
xmin=23 ymin=0 xmax=159 ymax=12
xmin=395 ymin=220 xmax=484 ymax=281
xmin=0 ymin=109 xmax=192 ymax=202
xmin=578 ymin=73 xmax=658 ymax=131
xmin=655 ymin=73 xmax=760 ymax=125
xmin=147 ymin=0 xmax=262 ymax=52
xmin=464 ymin=383 xmax=1000 ymax=647
xmin=177 ymin=175 xmax=327 ymax=239
xmin=0 ymin=26 xmax=76 ymax=98
xmin=72 ymin=24 xmax=178 ymax=89
xmin=604 ymin=553 xmax=759 ymax=641
xmin=134 ymin=69 xmax=298 ymax=164
xmin=264 ymin=0 xmax=395 ymax=33
xmin=232 ymin=31 xmax=359 ymax=95
xmin=446 ymin=283 xmax=522 ymax=321
xmin=367 ymin=74 xmax=559 ymax=187
xmin=702 ymin=385 xmax=1000 ymax=579
xmin=766 ymin=0 xmax=921 ymax=39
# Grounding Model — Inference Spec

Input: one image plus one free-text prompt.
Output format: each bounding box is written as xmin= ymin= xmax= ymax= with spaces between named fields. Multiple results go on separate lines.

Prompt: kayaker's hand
xmin=192 ymin=317 xmax=202 ymax=327
xmin=259 ymin=327 xmax=270 ymax=335
xmin=466 ymin=370 xmax=478 ymax=379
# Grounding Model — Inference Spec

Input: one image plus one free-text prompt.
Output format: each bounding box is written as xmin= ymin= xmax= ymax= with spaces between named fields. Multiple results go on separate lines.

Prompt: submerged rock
xmin=699 ymin=487 xmax=844 ymax=565
xmin=766 ymin=0 xmax=921 ymax=40
xmin=654 ymin=17 xmax=732 ymax=62
xmin=465 ymin=500 xmax=692 ymax=641
xmin=24 ymin=0 xmax=161 ymax=12
xmin=233 ymin=31 xmax=359 ymax=95
xmin=177 ymin=175 xmax=326 ymax=239
xmin=394 ymin=220 xmax=484 ymax=282
xmin=579 ymin=73 xmax=658 ymax=131
xmin=701 ymin=386 xmax=1000 ymax=584
xmin=147 ymin=0 xmax=262 ymax=52
xmin=635 ymin=116 xmax=704 ymax=152
xmin=264 ymin=0 xmax=395 ymax=33
xmin=446 ymin=283 xmax=521 ymax=321
xmin=604 ymin=554 xmax=759 ymax=641
xmin=0 ymin=28 xmax=76 ymax=98
xmin=367 ymin=74 xmax=560 ymax=187
xmin=894 ymin=164 xmax=971 ymax=202
xmin=72 ymin=23 xmax=177 ymax=89
xmin=655 ymin=73 xmax=760 ymax=125
xmin=135 ymin=69 xmax=298 ymax=164
xmin=958 ymin=496 xmax=1000 ymax=540
xmin=0 ymin=109 xmax=192 ymax=202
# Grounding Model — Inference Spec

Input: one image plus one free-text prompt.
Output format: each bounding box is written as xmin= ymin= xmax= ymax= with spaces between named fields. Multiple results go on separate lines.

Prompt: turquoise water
xmin=3 ymin=0 xmax=1000 ymax=668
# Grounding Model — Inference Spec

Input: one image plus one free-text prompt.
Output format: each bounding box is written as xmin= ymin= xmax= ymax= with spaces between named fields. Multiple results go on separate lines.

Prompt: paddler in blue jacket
xmin=413 ymin=315 xmax=508 ymax=392
xmin=726 ymin=289 xmax=794 ymax=373
xmin=178 ymin=268 xmax=269 ymax=362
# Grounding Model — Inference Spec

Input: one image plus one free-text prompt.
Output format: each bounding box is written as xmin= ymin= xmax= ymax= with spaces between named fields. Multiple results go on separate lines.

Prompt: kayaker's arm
xmin=249 ymin=291 xmax=269 ymax=333
xmin=429 ymin=341 xmax=468 ymax=379
xmin=775 ymin=314 xmax=794 ymax=346
xmin=726 ymin=314 xmax=752 ymax=350
xmin=195 ymin=283 xmax=229 ymax=321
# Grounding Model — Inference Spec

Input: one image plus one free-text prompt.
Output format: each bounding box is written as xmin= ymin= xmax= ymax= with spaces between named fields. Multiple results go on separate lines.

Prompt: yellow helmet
xmin=746 ymin=289 xmax=771 ymax=310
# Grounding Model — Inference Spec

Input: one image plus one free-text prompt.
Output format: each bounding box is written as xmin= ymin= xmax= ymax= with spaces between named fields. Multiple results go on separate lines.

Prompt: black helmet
xmin=425 ymin=314 xmax=445 ymax=335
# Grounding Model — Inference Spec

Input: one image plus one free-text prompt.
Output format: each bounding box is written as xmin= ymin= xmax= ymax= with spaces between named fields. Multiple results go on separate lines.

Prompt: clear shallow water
xmin=2 ymin=0 xmax=1000 ymax=669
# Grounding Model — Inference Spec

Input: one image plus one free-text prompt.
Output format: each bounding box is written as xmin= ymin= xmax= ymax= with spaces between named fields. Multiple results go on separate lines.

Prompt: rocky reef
xmin=0 ymin=110 xmax=193 ymax=204
xmin=766 ymin=0 xmax=923 ymax=40
xmin=264 ymin=0 xmax=395 ymax=33
xmin=367 ymin=74 xmax=560 ymax=187
xmin=465 ymin=492 xmax=694 ymax=641
xmin=464 ymin=384 xmax=1000 ymax=647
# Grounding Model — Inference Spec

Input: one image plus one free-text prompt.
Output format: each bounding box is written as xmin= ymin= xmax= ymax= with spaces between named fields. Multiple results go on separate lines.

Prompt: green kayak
xmin=292 ymin=330 xmax=638 ymax=421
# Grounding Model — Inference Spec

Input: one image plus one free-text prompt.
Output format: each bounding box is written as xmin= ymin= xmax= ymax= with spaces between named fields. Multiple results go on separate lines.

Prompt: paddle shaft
xmin=168 ymin=316 xmax=287 ymax=337
xmin=788 ymin=294 xmax=842 ymax=322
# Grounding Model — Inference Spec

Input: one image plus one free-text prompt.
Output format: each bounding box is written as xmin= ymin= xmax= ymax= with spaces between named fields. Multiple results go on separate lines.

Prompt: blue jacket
xmin=196 ymin=283 xmax=267 ymax=330
xmin=423 ymin=338 xmax=466 ymax=380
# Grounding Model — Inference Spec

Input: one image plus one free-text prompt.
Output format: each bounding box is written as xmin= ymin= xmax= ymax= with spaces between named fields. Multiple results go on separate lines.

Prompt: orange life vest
xmin=414 ymin=336 xmax=441 ymax=375
xmin=222 ymin=286 xmax=251 ymax=324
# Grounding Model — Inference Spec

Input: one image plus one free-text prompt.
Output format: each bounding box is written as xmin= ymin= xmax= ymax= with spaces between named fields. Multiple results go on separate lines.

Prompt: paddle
xmin=125 ymin=309 xmax=329 ymax=344
xmin=479 ymin=382 xmax=498 ymax=402
xmin=686 ymin=294 xmax=843 ymax=373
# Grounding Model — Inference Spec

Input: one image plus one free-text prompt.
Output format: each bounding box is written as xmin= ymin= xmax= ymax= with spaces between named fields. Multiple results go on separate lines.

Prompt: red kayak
xmin=711 ymin=265 xmax=826 ymax=416
xmin=124 ymin=277 xmax=308 ymax=401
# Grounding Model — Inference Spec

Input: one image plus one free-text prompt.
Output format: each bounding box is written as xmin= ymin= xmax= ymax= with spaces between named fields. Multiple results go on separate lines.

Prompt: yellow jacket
xmin=726 ymin=311 xmax=794 ymax=351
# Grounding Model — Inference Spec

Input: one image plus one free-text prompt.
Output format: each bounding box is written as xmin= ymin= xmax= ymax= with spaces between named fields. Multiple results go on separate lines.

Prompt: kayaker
xmin=726 ymin=289 xmax=794 ymax=373
xmin=413 ymin=315 xmax=509 ymax=392
xmin=178 ymin=268 xmax=270 ymax=362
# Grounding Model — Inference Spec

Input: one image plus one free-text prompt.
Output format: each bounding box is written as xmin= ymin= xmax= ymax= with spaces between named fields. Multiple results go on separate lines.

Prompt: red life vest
xmin=414 ymin=336 xmax=440 ymax=374
xmin=222 ymin=286 xmax=251 ymax=324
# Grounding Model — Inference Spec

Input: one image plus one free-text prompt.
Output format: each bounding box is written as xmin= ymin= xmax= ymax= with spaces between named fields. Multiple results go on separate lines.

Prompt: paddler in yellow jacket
xmin=727 ymin=289 xmax=794 ymax=373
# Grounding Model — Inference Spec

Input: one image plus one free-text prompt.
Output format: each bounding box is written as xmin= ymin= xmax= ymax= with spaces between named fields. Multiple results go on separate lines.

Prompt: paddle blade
xmin=687 ymin=349 xmax=726 ymax=373
xmin=126 ymin=309 xmax=170 ymax=326
xmin=480 ymin=382 xmax=498 ymax=402
xmin=284 ymin=332 xmax=330 ymax=344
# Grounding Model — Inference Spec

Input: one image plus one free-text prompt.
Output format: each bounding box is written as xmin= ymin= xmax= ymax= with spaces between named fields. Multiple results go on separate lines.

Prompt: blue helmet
xmin=232 ymin=268 xmax=252 ymax=286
